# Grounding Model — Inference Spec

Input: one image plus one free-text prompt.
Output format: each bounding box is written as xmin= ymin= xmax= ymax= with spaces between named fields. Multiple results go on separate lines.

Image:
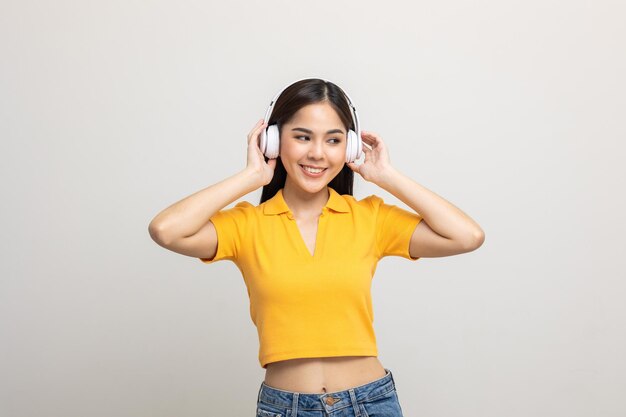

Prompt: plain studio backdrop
xmin=1 ymin=1 xmax=624 ymax=416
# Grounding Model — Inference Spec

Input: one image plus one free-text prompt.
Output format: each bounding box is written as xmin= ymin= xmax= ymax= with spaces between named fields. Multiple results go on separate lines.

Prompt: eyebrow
xmin=291 ymin=127 xmax=345 ymax=135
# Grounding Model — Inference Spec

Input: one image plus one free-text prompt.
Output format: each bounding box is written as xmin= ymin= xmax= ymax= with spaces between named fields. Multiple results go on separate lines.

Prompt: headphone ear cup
xmin=345 ymin=129 xmax=361 ymax=163
xmin=265 ymin=124 xmax=280 ymax=159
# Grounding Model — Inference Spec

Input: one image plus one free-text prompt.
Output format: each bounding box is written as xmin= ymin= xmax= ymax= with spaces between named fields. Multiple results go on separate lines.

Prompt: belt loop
xmin=257 ymin=383 xmax=263 ymax=403
xmin=291 ymin=392 xmax=299 ymax=416
xmin=349 ymin=388 xmax=361 ymax=416
xmin=388 ymin=368 xmax=396 ymax=390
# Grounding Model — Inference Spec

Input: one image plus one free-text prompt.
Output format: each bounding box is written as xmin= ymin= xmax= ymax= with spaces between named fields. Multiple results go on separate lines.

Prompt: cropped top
xmin=199 ymin=187 xmax=423 ymax=368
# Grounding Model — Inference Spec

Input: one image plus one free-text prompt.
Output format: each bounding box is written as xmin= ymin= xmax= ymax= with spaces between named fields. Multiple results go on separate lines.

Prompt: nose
xmin=307 ymin=138 xmax=324 ymax=160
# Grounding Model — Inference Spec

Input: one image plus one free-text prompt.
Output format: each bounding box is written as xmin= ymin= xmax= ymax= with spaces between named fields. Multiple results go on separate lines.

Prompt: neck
xmin=282 ymin=182 xmax=330 ymax=219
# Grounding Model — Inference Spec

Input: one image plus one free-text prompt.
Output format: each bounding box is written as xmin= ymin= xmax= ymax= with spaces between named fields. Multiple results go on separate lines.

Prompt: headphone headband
xmin=262 ymin=78 xmax=361 ymax=144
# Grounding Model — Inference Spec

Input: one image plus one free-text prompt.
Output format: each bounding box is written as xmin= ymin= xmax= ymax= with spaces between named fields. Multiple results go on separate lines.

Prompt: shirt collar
xmin=263 ymin=187 xmax=350 ymax=215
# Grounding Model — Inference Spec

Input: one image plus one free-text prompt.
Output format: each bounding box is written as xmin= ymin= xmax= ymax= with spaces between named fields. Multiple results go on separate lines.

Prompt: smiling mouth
xmin=299 ymin=164 xmax=327 ymax=174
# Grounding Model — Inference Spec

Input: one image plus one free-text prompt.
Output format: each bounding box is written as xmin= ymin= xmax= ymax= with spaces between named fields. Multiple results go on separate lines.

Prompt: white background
xmin=2 ymin=1 xmax=624 ymax=416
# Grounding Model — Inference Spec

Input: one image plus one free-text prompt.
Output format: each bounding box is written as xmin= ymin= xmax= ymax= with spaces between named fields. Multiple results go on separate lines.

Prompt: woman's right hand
xmin=246 ymin=119 xmax=277 ymax=186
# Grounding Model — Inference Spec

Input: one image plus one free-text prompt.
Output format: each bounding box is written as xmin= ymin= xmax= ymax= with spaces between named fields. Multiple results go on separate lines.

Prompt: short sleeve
xmin=198 ymin=201 xmax=254 ymax=264
xmin=367 ymin=195 xmax=423 ymax=261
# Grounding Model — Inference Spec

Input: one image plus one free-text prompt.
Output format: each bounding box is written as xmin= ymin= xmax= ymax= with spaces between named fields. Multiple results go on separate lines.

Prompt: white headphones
xmin=259 ymin=78 xmax=363 ymax=163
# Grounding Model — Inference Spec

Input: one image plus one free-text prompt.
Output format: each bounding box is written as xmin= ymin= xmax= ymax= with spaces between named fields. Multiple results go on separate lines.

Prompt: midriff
xmin=263 ymin=356 xmax=387 ymax=394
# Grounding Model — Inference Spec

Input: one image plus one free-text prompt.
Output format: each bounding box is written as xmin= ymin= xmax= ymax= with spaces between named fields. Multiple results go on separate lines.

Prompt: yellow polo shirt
xmin=199 ymin=187 xmax=422 ymax=368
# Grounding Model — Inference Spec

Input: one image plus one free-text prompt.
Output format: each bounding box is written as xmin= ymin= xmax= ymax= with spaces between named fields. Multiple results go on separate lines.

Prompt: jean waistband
xmin=257 ymin=368 xmax=396 ymax=413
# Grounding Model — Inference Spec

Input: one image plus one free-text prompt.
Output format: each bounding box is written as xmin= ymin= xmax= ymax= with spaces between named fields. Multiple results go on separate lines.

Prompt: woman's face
xmin=279 ymin=102 xmax=348 ymax=195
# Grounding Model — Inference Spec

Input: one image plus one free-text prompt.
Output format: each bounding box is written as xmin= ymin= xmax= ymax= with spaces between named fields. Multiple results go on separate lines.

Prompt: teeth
xmin=302 ymin=165 xmax=325 ymax=174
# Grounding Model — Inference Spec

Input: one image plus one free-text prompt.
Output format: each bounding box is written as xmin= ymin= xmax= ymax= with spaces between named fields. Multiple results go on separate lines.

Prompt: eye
xmin=294 ymin=136 xmax=341 ymax=144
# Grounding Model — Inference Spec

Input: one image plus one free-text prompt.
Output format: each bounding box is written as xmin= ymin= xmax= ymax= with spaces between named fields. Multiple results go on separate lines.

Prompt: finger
xmin=361 ymin=130 xmax=381 ymax=139
xmin=252 ymin=122 xmax=267 ymax=136
xmin=249 ymin=119 xmax=263 ymax=134
xmin=361 ymin=132 xmax=380 ymax=142
xmin=362 ymin=135 xmax=383 ymax=150
xmin=249 ymin=122 xmax=267 ymax=144
xmin=250 ymin=119 xmax=266 ymax=133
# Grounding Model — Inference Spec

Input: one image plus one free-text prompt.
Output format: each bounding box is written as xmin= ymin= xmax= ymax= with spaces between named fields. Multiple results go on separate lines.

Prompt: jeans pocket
xmin=256 ymin=402 xmax=285 ymax=417
xmin=360 ymin=389 xmax=403 ymax=417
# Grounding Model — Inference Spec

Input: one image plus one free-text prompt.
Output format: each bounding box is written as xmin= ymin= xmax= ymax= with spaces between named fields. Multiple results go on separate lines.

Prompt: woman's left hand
xmin=347 ymin=131 xmax=394 ymax=185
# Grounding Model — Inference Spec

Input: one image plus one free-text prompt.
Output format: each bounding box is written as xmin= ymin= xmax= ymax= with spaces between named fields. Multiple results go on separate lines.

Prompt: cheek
xmin=279 ymin=139 xmax=298 ymax=156
xmin=332 ymin=146 xmax=347 ymax=161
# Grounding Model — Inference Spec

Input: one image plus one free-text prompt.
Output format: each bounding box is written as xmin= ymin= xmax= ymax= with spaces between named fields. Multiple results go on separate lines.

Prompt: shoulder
xmin=211 ymin=200 xmax=258 ymax=221
xmin=221 ymin=200 xmax=257 ymax=212
xmin=340 ymin=193 xmax=384 ymax=208
xmin=335 ymin=193 xmax=387 ymax=216
xmin=233 ymin=201 xmax=255 ymax=209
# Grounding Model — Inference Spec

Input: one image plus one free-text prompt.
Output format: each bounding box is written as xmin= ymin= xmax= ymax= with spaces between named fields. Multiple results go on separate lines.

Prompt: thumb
xmin=268 ymin=158 xmax=277 ymax=169
xmin=347 ymin=162 xmax=358 ymax=173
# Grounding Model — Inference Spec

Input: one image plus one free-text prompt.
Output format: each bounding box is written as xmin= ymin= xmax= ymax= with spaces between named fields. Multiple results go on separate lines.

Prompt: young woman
xmin=149 ymin=78 xmax=485 ymax=417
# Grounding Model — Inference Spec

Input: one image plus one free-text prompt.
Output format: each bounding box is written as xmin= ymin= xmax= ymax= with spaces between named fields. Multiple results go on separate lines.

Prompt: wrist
xmin=375 ymin=165 xmax=401 ymax=189
xmin=239 ymin=167 xmax=265 ymax=192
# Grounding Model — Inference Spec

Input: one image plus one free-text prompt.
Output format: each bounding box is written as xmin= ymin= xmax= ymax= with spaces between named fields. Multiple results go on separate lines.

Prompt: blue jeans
xmin=256 ymin=368 xmax=404 ymax=417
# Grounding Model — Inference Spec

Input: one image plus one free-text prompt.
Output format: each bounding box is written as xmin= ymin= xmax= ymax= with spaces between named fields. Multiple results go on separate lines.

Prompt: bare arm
xmin=148 ymin=119 xmax=275 ymax=247
xmin=148 ymin=168 xmax=261 ymax=245
xmin=348 ymin=131 xmax=485 ymax=259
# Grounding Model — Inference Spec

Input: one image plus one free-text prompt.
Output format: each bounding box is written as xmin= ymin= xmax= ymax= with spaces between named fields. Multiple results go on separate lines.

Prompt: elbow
xmin=148 ymin=221 xmax=169 ymax=245
xmin=466 ymin=229 xmax=485 ymax=251
xmin=459 ymin=229 xmax=485 ymax=252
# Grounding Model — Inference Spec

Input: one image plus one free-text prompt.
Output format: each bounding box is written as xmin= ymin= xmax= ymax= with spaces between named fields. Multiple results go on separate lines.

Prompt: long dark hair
xmin=259 ymin=79 xmax=355 ymax=204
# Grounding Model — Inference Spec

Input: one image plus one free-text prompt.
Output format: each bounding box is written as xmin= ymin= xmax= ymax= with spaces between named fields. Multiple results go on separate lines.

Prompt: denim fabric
xmin=256 ymin=368 xmax=404 ymax=417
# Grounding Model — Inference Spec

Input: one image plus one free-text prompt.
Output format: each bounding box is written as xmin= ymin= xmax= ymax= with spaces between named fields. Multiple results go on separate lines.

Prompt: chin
xmin=297 ymin=181 xmax=329 ymax=194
